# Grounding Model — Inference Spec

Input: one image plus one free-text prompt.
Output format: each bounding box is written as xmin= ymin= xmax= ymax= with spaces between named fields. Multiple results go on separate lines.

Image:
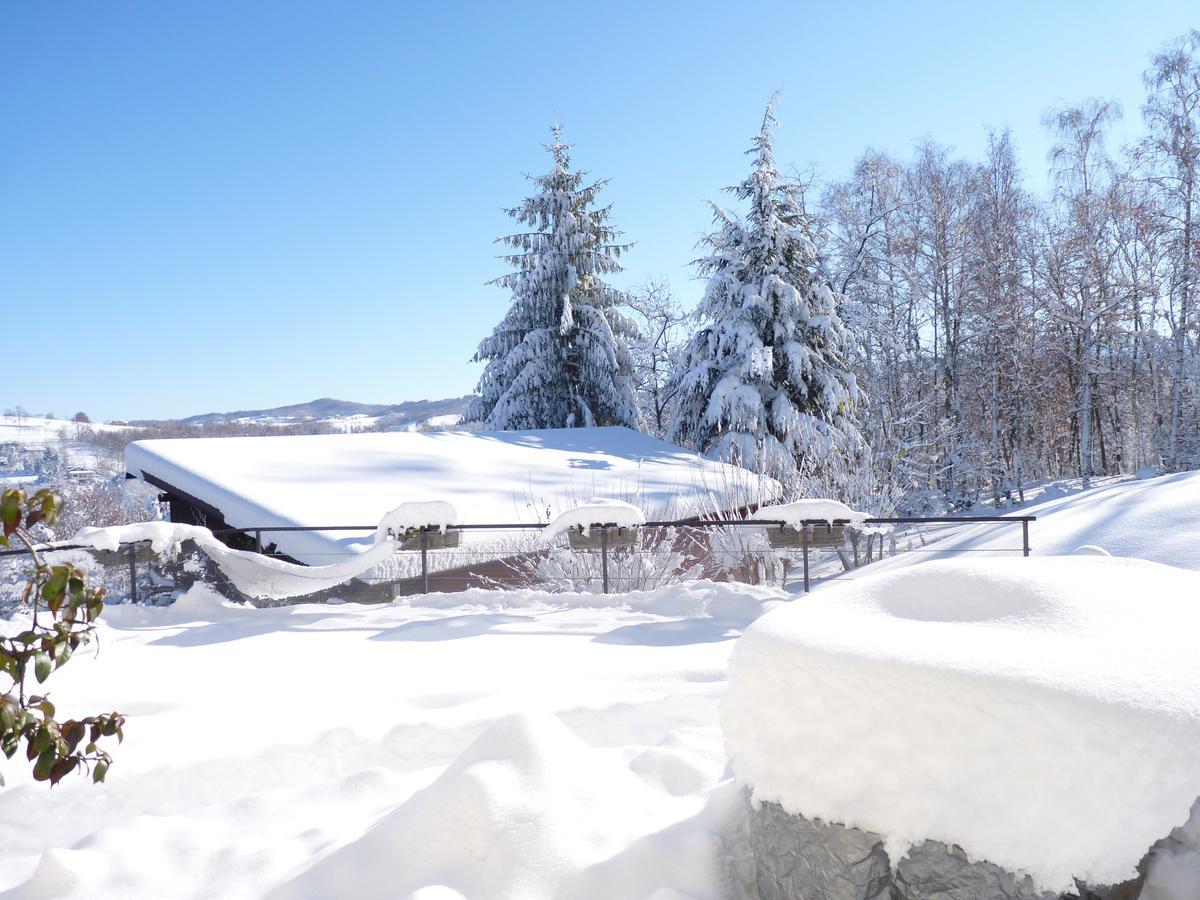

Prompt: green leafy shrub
xmin=1 ymin=488 xmax=125 ymax=787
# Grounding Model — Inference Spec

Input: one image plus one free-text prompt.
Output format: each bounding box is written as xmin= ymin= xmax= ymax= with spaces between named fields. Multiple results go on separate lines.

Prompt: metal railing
xmin=1 ymin=515 xmax=1035 ymax=605
xmin=212 ymin=514 xmax=1036 ymax=595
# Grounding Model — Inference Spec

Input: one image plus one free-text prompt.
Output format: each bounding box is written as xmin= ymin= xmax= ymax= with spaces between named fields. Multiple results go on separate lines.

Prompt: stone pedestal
xmin=744 ymin=791 xmax=1190 ymax=900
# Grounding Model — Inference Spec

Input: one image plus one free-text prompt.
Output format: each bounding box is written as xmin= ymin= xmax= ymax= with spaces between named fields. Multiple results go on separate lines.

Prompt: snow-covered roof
xmin=126 ymin=426 xmax=777 ymax=564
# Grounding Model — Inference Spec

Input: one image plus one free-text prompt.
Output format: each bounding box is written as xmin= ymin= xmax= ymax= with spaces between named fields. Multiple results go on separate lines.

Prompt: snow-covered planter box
xmin=375 ymin=501 xmax=460 ymax=550
xmin=563 ymin=525 xmax=636 ymax=551
xmin=543 ymin=499 xmax=646 ymax=551
xmin=723 ymin=557 xmax=1200 ymax=898
xmin=398 ymin=528 xmax=460 ymax=551
xmin=750 ymin=499 xmax=865 ymax=550
xmin=761 ymin=522 xmax=844 ymax=549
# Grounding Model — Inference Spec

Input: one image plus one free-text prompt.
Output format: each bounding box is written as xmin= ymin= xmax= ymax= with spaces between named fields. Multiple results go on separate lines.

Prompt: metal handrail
xmin=3 ymin=514 xmax=1036 ymax=597
xmin=207 ymin=514 xmax=1036 ymax=534
xmin=0 ymin=514 xmax=1037 ymax=557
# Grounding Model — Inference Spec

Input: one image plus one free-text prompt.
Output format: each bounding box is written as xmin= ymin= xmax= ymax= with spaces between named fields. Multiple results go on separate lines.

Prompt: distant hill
xmin=172 ymin=396 xmax=473 ymax=429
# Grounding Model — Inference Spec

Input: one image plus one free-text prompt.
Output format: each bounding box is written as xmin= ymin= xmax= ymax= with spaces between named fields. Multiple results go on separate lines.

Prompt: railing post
xmin=601 ymin=526 xmax=609 ymax=594
xmin=1022 ymin=519 xmax=1030 ymax=558
xmin=254 ymin=529 xmax=262 ymax=554
xmin=802 ymin=525 xmax=810 ymax=594
xmin=127 ymin=543 xmax=138 ymax=604
xmin=421 ymin=529 xmax=429 ymax=594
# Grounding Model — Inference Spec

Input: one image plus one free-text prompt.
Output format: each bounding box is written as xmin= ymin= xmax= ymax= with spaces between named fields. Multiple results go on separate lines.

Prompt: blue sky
xmin=3 ymin=1 xmax=1196 ymax=421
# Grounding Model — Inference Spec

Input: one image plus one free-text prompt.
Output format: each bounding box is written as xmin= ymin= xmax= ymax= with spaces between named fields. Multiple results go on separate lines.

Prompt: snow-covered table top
xmin=126 ymin=426 xmax=777 ymax=564
xmin=723 ymin=556 xmax=1200 ymax=892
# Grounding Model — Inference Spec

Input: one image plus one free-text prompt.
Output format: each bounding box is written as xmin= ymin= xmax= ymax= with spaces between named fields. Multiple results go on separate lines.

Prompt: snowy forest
xmin=466 ymin=31 xmax=1200 ymax=515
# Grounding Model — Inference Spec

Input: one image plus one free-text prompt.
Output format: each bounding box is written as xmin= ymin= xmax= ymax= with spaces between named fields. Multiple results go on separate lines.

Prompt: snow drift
xmin=723 ymin=556 xmax=1200 ymax=891
xmin=0 ymin=580 xmax=782 ymax=899
xmin=269 ymin=712 xmax=729 ymax=900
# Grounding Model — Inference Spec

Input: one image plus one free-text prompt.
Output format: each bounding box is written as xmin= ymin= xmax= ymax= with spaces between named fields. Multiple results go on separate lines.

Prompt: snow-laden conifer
xmin=669 ymin=100 xmax=862 ymax=481
xmin=464 ymin=127 xmax=640 ymax=431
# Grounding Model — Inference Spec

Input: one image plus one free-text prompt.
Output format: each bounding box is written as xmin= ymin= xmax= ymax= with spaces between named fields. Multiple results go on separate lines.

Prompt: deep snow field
xmin=0 ymin=581 xmax=783 ymax=899
xmin=2 ymin=471 xmax=1199 ymax=898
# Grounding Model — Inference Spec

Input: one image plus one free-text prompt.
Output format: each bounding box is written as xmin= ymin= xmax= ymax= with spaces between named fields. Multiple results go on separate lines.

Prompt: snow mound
xmin=543 ymin=499 xmax=646 ymax=541
xmin=375 ymin=500 xmax=458 ymax=543
xmin=749 ymin=498 xmax=866 ymax=526
xmin=723 ymin=557 xmax=1200 ymax=892
xmin=401 ymin=579 xmax=784 ymax=621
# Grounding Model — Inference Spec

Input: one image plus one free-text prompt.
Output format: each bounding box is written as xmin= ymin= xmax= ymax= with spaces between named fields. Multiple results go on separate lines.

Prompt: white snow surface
xmin=375 ymin=500 xmax=459 ymax=542
xmin=749 ymin=498 xmax=866 ymax=526
xmin=0 ymin=579 xmax=784 ymax=899
xmin=125 ymin=426 xmax=776 ymax=565
xmin=889 ymin=470 xmax=1200 ymax=571
xmin=723 ymin=556 xmax=1200 ymax=891
xmin=542 ymin=498 xmax=646 ymax=542
xmin=422 ymin=414 xmax=463 ymax=429
xmin=69 ymin=522 xmax=399 ymax=600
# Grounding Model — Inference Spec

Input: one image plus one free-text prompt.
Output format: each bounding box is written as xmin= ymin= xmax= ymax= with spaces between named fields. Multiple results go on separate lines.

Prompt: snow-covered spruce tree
xmin=669 ymin=101 xmax=863 ymax=484
xmin=464 ymin=127 xmax=640 ymax=431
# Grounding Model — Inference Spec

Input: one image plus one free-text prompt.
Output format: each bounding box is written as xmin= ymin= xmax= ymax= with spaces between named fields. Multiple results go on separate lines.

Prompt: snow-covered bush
xmin=533 ymin=526 xmax=704 ymax=594
xmin=43 ymin=474 xmax=160 ymax=542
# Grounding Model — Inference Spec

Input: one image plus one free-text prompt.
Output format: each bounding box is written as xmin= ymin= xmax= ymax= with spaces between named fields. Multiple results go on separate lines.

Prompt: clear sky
xmin=3 ymin=1 xmax=1196 ymax=421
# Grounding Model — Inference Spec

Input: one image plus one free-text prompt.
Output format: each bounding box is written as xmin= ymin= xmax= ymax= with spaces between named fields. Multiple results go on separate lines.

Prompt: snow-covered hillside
xmin=0 ymin=416 xmax=131 ymax=481
xmin=175 ymin=396 xmax=470 ymax=432
xmin=887 ymin=471 xmax=1200 ymax=572
xmin=0 ymin=415 xmax=131 ymax=443
xmin=0 ymin=415 xmax=129 ymax=465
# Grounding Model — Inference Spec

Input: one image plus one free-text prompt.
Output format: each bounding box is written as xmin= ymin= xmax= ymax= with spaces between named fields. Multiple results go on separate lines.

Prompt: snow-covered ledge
xmin=722 ymin=558 xmax=1200 ymax=898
